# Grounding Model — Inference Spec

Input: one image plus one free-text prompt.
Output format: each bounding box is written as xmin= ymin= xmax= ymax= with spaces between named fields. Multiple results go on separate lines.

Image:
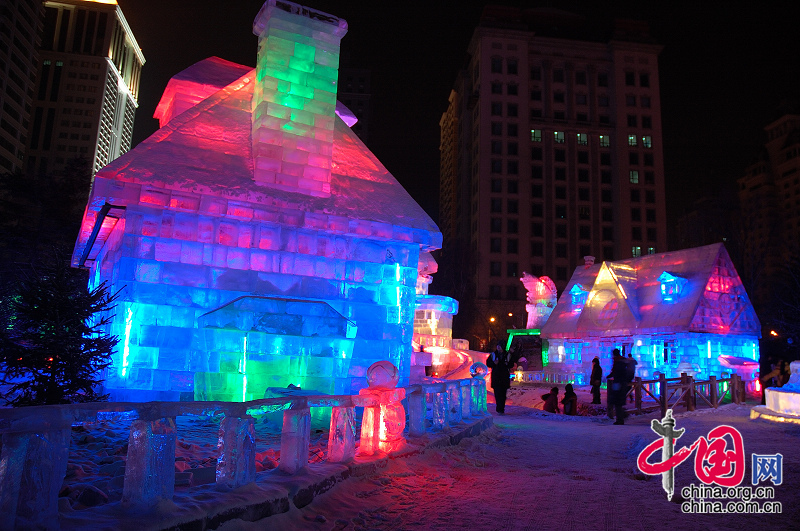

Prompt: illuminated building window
xmin=599 ymin=135 xmax=610 ymax=147
xmin=659 ymin=272 xmax=687 ymax=302
xmin=554 ymin=131 xmax=565 ymax=143
xmin=577 ymin=133 xmax=588 ymax=145
xmin=648 ymin=247 xmax=656 ymax=255
xmin=642 ymin=135 xmax=652 ymax=148
xmin=628 ymin=134 xmax=638 ymax=146
xmin=632 ymin=246 xmax=642 ymax=257
xmin=530 ymin=129 xmax=542 ymax=142
xmin=630 ymin=170 xmax=639 ymax=183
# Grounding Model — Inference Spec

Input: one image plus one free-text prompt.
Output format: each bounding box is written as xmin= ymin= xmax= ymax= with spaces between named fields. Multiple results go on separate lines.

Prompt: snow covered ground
xmin=58 ymin=383 xmax=799 ymax=529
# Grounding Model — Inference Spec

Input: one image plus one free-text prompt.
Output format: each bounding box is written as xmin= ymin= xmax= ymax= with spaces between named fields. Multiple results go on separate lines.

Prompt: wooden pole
xmin=634 ymin=376 xmax=642 ymax=413
xmin=709 ymin=375 xmax=718 ymax=408
xmin=659 ymin=373 xmax=667 ymax=419
xmin=687 ymin=375 xmax=696 ymax=412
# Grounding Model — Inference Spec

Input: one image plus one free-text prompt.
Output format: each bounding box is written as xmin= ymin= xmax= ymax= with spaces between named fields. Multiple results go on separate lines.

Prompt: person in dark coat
xmin=607 ymin=349 xmax=628 ymax=424
xmin=590 ymin=357 xmax=603 ymax=404
xmin=541 ymin=386 xmax=560 ymax=413
xmin=561 ymin=383 xmax=578 ymax=415
xmin=487 ymin=342 xmax=515 ymax=415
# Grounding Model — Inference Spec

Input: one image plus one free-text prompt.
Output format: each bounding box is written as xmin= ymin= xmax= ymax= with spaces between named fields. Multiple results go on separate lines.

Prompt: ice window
xmin=659 ymin=272 xmax=687 ymax=303
xmin=570 ymin=284 xmax=588 ymax=307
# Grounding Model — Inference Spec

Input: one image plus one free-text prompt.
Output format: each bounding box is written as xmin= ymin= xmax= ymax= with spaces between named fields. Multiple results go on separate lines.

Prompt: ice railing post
xmin=216 ymin=405 xmax=256 ymax=488
xmin=0 ymin=407 xmax=71 ymax=531
xmin=279 ymin=397 xmax=311 ymax=473
xmin=122 ymin=414 xmax=177 ymax=509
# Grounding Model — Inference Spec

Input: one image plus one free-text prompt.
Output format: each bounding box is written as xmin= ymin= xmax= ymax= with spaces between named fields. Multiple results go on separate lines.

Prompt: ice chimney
xmin=584 ymin=255 xmax=595 ymax=267
xmin=251 ymin=0 xmax=348 ymax=197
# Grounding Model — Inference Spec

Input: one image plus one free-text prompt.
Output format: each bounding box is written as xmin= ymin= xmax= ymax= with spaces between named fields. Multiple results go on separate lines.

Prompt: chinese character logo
xmin=637 ymin=409 xmax=746 ymax=499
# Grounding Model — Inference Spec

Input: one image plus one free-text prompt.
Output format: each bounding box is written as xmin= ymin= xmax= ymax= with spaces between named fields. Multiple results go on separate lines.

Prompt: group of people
xmin=486 ymin=342 xmax=579 ymax=416
xmin=487 ymin=343 xmax=637 ymax=422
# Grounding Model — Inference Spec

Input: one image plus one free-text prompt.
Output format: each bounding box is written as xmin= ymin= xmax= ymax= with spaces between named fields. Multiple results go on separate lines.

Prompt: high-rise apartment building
xmin=439 ymin=8 xmax=667 ymax=344
xmin=26 ymin=0 xmax=144 ymax=177
xmin=0 ymin=0 xmax=43 ymax=174
xmin=737 ymin=113 xmax=800 ymax=317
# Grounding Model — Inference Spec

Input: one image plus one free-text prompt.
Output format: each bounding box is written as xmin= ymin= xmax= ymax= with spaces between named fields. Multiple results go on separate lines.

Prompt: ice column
xmin=279 ymin=400 xmax=311 ymax=473
xmin=460 ymin=380 xmax=472 ymax=418
xmin=406 ymin=386 xmax=426 ymax=437
xmin=122 ymin=418 xmax=177 ymax=509
xmin=0 ymin=426 xmax=70 ymax=530
xmin=326 ymin=406 xmax=356 ymax=463
xmin=251 ymin=0 xmax=348 ymax=197
xmin=446 ymin=381 xmax=462 ymax=425
xmin=216 ymin=416 xmax=256 ymax=488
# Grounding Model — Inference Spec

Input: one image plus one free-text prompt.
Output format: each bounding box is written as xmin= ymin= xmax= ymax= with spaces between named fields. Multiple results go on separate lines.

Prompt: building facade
xmin=25 ymin=0 xmax=143 ymax=177
xmin=737 ymin=114 xmax=800 ymax=316
xmin=439 ymin=8 xmax=667 ymax=347
xmin=0 ymin=0 xmax=43 ymax=174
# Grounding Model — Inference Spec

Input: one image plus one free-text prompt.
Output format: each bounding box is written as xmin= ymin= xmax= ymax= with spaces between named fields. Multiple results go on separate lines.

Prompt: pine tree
xmin=0 ymin=254 xmax=119 ymax=406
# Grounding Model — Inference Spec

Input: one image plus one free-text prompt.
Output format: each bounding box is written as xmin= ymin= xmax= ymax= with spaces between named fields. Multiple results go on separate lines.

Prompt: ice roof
xmin=73 ymin=65 xmax=440 ymax=266
xmin=540 ymin=243 xmax=761 ymax=339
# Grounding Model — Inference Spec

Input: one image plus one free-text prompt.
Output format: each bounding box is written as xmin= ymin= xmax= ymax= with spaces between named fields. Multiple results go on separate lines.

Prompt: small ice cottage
xmin=540 ymin=243 xmax=761 ymax=385
xmin=71 ymin=1 xmax=441 ymax=402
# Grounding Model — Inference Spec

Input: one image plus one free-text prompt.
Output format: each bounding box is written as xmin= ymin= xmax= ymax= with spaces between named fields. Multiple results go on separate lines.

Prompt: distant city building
xmin=439 ymin=7 xmax=667 ymax=346
xmin=25 ymin=0 xmax=144 ymax=177
xmin=737 ymin=113 xmax=800 ymax=314
xmin=0 ymin=0 xmax=43 ymax=174
xmin=338 ymin=68 xmax=371 ymax=142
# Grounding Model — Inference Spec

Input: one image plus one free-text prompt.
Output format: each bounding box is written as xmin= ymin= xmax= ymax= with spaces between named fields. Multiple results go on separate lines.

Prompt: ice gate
xmin=71 ymin=0 xmax=441 ymax=402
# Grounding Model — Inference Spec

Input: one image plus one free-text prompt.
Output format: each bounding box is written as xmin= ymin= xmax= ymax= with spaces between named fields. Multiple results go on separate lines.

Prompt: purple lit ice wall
xmin=72 ymin=1 xmax=441 ymax=402
xmin=540 ymin=244 xmax=761 ymax=387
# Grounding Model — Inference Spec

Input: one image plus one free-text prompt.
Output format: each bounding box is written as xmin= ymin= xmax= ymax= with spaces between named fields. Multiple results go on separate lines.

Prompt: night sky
xmin=117 ymin=0 xmax=800 ymax=231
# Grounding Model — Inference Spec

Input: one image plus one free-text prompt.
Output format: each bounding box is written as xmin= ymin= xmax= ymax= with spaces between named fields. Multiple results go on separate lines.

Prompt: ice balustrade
xmin=0 ymin=367 xmax=487 ymax=529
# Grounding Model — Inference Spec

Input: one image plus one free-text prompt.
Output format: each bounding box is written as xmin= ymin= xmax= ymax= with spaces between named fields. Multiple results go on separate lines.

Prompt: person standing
xmin=590 ymin=357 xmax=603 ymax=404
xmin=607 ymin=349 xmax=628 ymax=424
xmin=487 ymin=342 xmax=514 ymax=415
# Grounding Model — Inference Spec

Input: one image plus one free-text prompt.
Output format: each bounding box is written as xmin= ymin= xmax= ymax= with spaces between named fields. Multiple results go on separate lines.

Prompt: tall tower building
xmin=0 ymin=0 xmax=43 ymax=174
xmin=439 ymin=8 xmax=667 ymax=345
xmin=737 ymin=113 xmax=800 ymax=319
xmin=26 ymin=0 xmax=144 ymax=177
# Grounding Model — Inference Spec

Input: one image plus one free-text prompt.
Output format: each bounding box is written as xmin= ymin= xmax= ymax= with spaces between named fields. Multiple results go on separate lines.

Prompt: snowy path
xmin=226 ymin=402 xmax=799 ymax=531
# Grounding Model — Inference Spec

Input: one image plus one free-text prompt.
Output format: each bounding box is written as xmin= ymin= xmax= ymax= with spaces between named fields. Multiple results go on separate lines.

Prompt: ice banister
xmin=251 ymin=0 xmax=348 ymax=197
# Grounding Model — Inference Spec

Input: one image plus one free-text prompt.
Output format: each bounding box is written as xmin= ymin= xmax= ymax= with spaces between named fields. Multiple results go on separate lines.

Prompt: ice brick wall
xmin=88 ymin=180 xmax=420 ymax=402
xmin=251 ymin=0 xmax=348 ymax=197
xmin=546 ymin=332 xmax=760 ymax=386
